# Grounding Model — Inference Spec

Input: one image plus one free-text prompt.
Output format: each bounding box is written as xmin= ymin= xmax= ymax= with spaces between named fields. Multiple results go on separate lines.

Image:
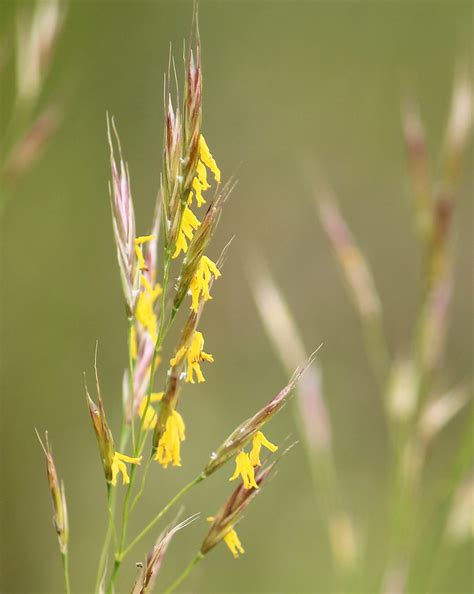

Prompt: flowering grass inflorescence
xmin=38 ymin=13 xmax=311 ymax=594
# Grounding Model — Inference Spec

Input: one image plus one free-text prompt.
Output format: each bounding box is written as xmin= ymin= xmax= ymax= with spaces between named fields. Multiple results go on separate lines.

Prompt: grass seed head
xmin=107 ymin=115 xmax=138 ymax=317
xmin=36 ymin=430 xmax=69 ymax=554
xmin=203 ymin=358 xmax=316 ymax=477
xmin=200 ymin=462 xmax=275 ymax=557
xmin=86 ymin=389 xmax=115 ymax=483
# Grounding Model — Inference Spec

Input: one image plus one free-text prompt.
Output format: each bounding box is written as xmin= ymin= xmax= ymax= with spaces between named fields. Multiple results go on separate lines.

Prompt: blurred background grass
xmin=1 ymin=1 xmax=472 ymax=592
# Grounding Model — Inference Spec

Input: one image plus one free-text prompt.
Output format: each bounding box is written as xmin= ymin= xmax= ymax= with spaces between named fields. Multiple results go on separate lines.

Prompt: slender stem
xmin=130 ymin=456 xmax=153 ymax=514
xmin=107 ymin=492 xmax=118 ymax=549
xmin=164 ymin=553 xmax=204 ymax=594
xmin=158 ymin=253 xmax=172 ymax=343
xmin=94 ymin=485 xmax=113 ymax=593
xmin=95 ymin=425 xmax=129 ymax=593
xmin=104 ymin=321 xmax=139 ymax=593
xmin=107 ymin=560 xmax=120 ymax=594
xmin=116 ymin=464 xmax=136 ymax=556
xmin=362 ymin=313 xmax=391 ymax=392
xmin=61 ymin=551 xmax=71 ymax=594
xmin=128 ymin=317 xmax=136 ymax=451
xmin=123 ymin=474 xmax=205 ymax=558
xmin=107 ymin=473 xmax=204 ymax=594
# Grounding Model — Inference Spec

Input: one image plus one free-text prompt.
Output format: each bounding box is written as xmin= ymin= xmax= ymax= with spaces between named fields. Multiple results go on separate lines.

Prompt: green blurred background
xmin=1 ymin=1 xmax=472 ymax=592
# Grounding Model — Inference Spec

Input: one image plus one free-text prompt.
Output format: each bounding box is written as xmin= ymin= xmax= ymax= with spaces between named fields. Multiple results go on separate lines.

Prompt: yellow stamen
xmin=249 ymin=431 xmax=278 ymax=467
xmin=173 ymin=206 xmax=200 ymax=259
xmin=189 ymin=161 xmax=211 ymax=208
xmin=135 ymin=276 xmax=162 ymax=343
xmin=193 ymin=161 xmax=212 ymax=206
xmin=224 ymin=528 xmax=245 ymax=558
xmin=187 ymin=136 xmax=220 ymax=208
xmin=192 ymin=176 xmax=207 ymax=207
xmin=170 ymin=345 xmax=187 ymax=367
xmin=110 ymin=451 xmax=142 ymax=486
xmin=134 ymin=236 xmax=156 ymax=271
xmin=199 ymin=135 xmax=221 ymax=183
xmin=206 ymin=517 xmax=244 ymax=559
xmin=229 ymin=451 xmax=258 ymax=490
xmin=170 ymin=331 xmax=214 ymax=383
xmin=189 ymin=256 xmax=221 ymax=312
xmin=135 ymin=235 xmax=156 ymax=245
xmin=130 ymin=325 xmax=137 ymax=360
xmin=155 ymin=410 xmax=186 ymax=468
xmin=196 ymin=160 xmax=211 ymax=191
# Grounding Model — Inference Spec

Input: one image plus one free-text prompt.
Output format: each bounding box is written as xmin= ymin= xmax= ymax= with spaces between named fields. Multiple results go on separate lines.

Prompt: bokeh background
xmin=1 ymin=1 xmax=472 ymax=593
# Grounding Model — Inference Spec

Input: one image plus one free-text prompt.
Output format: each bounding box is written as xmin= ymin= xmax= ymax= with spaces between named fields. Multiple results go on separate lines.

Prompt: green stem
xmin=123 ymin=474 xmax=205 ymax=558
xmin=107 ymin=560 xmax=120 ymax=594
xmin=61 ymin=551 xmax=71 ymax=594
xmin=105 ymin=321 xmax=139 ymax=593
xmin=130 ymin=456 xmax=153 ymax=514
xmin=107 ymin=473 xmax=203 ymax=594
xmin=95 ymin=425 xmax=129 ymax=593
xmin=94 ymin=486 xmax=113 ymax=593
xmin=115 ymin=463 xmax=137 ymax=555
xmin=158 ymin=253 xmax=172 ymax=343
xmin=164 ymin=552 xmax=204 ymax=594
xmin=361 ymin=312 xmax=391 ymax=393
xmin=128 ymin=317 xmax=136 ymax=451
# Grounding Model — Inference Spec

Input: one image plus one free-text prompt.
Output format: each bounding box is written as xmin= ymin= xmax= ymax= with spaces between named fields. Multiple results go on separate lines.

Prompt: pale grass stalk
xmin=128 ymin=319 xmax=136 ymax=451
xmin=383 ymin=69 xmax=472 ymax=593
xmin=314 ymin=184 xmax=390 ymax=389
xmin=250 ymin=260 xmax=360 ymax=587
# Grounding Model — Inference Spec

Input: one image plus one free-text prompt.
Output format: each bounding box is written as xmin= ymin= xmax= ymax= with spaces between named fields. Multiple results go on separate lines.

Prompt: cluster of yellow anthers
xmin=222 ymin=527 xmax=245 ymax=559
xmin=230 ymin=431 xmax=278 ymax=490
xmin=134 ymin=235 xmax=155 ymax=271
xmin=152 ymin=333 xmax=215 ymax=470
xmin=110 ymin=451 xmax=142 ymax=486
xmin=173 ymin=135 xmax=221 ymax=260
xmin=189 ymin=256 xmax=221 ymax=312
xmin=132 ymin=236 xmax=162 ymax=353
xmin=173 ymin=207 xmax=200 ymax=260
xmin=136 ymin=277 xmax=161 ymax=343
xmin=207 ymin=517 xmax=245 ymax=559
xmin=171 ymin=331 xmax=214 ymax=383
xmin=156 ymin=410 xmax=186 ymax=468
